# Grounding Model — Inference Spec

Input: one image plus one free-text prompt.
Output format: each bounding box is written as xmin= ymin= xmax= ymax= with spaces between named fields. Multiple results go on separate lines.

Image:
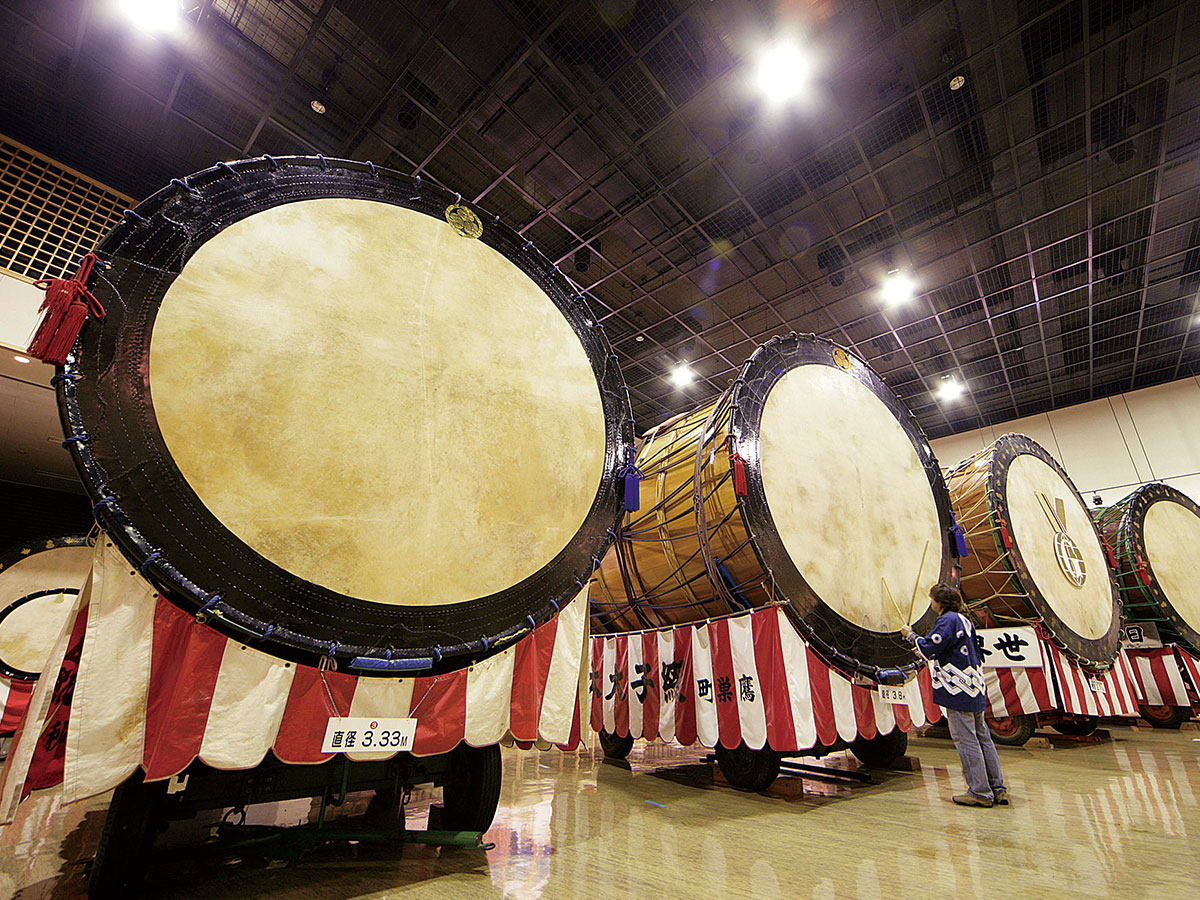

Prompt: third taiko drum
xmin=1093 ymin=483 xmax=1200 ymax=655
xmin=945 ymin=435 xmax=1121 ymax=669
xmin=590 ymin=333 xmax=957 ymax=678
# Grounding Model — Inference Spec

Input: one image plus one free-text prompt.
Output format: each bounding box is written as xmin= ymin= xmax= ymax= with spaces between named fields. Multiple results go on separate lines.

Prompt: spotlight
xmin=574 ymin=245 xmax=592 ymax=274
xmin=949 ymin=75 xmax=966 ymax=91
xmin=117 ymin=0 xmax=183 ymax=34
xmin=670 ymin=363 xmax=696 ymax=388
xmin=635 ymin=335 xmax=645 ymax=342
xmin=755 ymin=40 xmax=811 ymax=106
xmin=1093 ymin=495 xmax=1103 ymax=507
xmin=935 ymin=375 xmax=965 ymax=403
xmin=12 ymin=355 xmax=31 ymax=364
xmin=310 ymin=99 xmax=326 ymax=115
xmin=881 ymin=270 xmax=915 ymax=306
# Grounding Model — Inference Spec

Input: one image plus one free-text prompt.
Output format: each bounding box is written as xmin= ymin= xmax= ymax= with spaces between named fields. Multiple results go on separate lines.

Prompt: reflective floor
xmin=1 ymin=725 xmax=1197 ymax=899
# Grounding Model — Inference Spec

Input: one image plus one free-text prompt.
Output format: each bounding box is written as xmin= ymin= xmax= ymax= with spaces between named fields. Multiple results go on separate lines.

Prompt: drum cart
xmin=88 ymin=744 xmax=500 ymax=899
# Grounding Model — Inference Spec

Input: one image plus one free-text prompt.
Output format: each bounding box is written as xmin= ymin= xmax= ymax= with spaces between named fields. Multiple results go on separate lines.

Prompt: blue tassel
xmin=620 ymin=450 xmax=643 ymax=512
xmin=951 ymin=517 xmax=970 ymax=559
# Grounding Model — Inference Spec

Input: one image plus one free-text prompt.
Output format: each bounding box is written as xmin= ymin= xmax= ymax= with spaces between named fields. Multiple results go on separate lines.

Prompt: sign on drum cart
xmin=1120 ymin=622 xmax=1163 ymax=649
xmin=877 ymin=682 xmax=910 ymax=704
xmin=975 ymin=626 xmax=1042 ymax=668
xmin=321 ymin=717 xmax=417 ymax=753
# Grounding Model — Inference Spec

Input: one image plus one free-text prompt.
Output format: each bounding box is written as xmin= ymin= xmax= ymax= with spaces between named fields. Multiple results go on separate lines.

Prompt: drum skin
xmin=1093 ymin=483 xmax=1200 ymax=654
xmin=55 ymin=156 xmax=633 ymax=673
xmin=945 ymin=435 xmax=1121 ymax=670
xmin=592 ymin=334 xmax=957 ymax=678
xmin=0 ymin=536 xmax=91 ymax=680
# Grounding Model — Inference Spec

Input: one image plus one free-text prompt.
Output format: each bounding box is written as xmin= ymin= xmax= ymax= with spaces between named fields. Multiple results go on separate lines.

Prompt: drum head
xmin=730 ymin=335 xmax=953 ymax=675
xmin=990 ymin=436 xmax=1120 ymax=667
xmin=1125 ymin=484 xmax=1200 ymax=652
xmin=59 ymin=157 xmax=632 ymax=672
xmin=0 ymin=537 xmax=91 ymax=680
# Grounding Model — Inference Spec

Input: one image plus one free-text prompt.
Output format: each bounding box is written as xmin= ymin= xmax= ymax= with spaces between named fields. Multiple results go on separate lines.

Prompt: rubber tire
xmin=89 ymin=773 xmax=164 ymax=899
xmin=441 ymin=743 xmax=503 ymax=834
xmin=715 ymin=743 xmax=780 ymax=792
xmin=1052 ymin=717 xmax=1099 ymax=737
xmin=986 ymin=713 xmax=1036 ymax=747
xmin=1140 ymin=704 xmax=1190 ymax=730
xmin=598 ymin=730 xmax=634 ymax=760
xmin=850 ymin=729 xmax=909 ymax=768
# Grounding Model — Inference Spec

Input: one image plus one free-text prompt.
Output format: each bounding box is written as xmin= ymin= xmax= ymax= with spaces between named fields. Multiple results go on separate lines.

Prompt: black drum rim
xmin=0 ymin=535 xmax=91 ymax=681
xmin=727 ymin=333 xmax=955 ymax=678
xmin=1109 ymin=483 xmax=1200 ymax=655
xmin=57 ymin=155 xmax=634 ymax=674
xmin=981 ymin=434 xmax=1122 ymax=670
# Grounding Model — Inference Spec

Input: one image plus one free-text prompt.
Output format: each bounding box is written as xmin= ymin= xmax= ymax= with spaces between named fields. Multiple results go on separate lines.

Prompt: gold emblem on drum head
xmin=832 ymin=347 xmax=853 ymax=371
xmin=445 ymin=203 xmax=483 ymax=239
xmin=1036 ymin=490 xmax=1087 ymax=587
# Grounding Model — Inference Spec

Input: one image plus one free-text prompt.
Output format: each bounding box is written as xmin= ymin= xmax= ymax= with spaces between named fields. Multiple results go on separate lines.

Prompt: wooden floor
xmin=1 ymin=725 xmax=1196 ymax=899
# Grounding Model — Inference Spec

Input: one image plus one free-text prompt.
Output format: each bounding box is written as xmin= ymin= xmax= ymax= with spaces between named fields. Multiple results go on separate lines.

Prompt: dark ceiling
xmin=2 ymin=0 xmax=1199 ymax=438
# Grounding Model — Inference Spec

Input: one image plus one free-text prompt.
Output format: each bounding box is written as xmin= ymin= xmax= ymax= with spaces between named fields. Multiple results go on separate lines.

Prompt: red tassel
xmin=730 ymin=450 xmax=748 ymax=497
xmin=1101 ymin=540 xmax=1116 ymax=569
xmin=1135 ymin=554 xmax=1151 ymax=586
xmin=999 ymin=520 xmax=1012 ymax=550
xmin=27 ymin=253 xmax=105 ymax=366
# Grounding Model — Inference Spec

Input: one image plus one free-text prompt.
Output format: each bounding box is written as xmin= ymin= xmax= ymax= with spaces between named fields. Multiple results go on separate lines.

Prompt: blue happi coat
xmin=910 ymin=611 xmax=987 ymax=712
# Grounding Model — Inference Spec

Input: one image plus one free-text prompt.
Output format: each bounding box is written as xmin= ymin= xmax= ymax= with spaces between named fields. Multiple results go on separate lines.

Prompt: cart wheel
xmin=850 ymin=729 xmax=908 ymax=768
xmin=1052 ymin=717 xmax=1099 ymax=737
xmin=598 ymin=730 xmax=634 ymax=760
xmin=1140 ymin=704 xmax=1190 ymax=730
xmin=89 ymin=772 xmax=165 ymax=899
xmin=986 ymin=713 xmax=1036 ymax=746
xmin=441 ymin=743 xmax=502 ymax=834
xmin=715 ymin=743 xmax=780 ymax=792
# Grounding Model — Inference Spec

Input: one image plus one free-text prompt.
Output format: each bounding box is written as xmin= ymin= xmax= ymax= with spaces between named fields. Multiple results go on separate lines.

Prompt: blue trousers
xmin=945 ymin=708 xmax=1007 ymax=800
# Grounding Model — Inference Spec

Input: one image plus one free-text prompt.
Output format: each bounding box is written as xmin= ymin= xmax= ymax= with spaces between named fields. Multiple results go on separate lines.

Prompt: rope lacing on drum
xmin=317 ymin=154 xmax=327 ymax=170
xmin=216 ymin=162 xmax=237 ymax=176
xmin=50 ymin=372 xmax=82 ymax=386
xmin=194 ymin=595 xmax=220 ymax=623
xmin=262 ymin=154 xmax=280 ymax=170
xmin=136 ymin=551 xmax=162 ymax=573
xmin=61 ymin=433 xmax=90 ymax=448
xmin=122 ymin=209 xmax=146 ymax=223
xmin=170 ymin=178 xmax=198 ymax=196
xmin=91 ymin=496 xmax=116 ymax=517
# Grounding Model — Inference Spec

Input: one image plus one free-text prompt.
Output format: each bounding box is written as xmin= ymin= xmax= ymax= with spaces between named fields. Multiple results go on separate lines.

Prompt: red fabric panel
xmin=1028 ymin=660 xmax=1054 ymax=711
xmin=891 ymin=691 xmax=912 ymax=732
xmin=708 ymin=618 xmax=741 ymax=749
xmin=807 ymin=647 xmax=837 ymax=747
xmin=1177 ymin=646 xmax=1200 ymax=695
xmin=272 ymin=665 xmax=358 ymax=765
xmin=851 ymin=685 xmax=877 ymax=740
xmin=753 ymin=608 xmax=796 ymax=752
xmin=916 ymin=667 xmax=941 ymax=724
xmin=557 ymin=697 xmax=582 ymax=751
xmin=640 ymin=631 xmax=660 ymax=742
xmin=996 ymin=667 xmax=1022 ymax=716
xmin=613 ymin=635 xmax=629 ymax=738
xmin=589 ymin=637 xmax=604 ymax=734
xmin=510 ymin=617 xmax=557 ymax=742
xmin=0 ymin=679 xmax=34 ymax=736
xmin=409 ymin=668 xmax=468 ymax=756
xmin=673 ymin=627 xmax=696 ymax=746
xmin=24 ymin=604 xmax=89 ymax=797
xmin=142 ymin=598 xmax=227 ymax=780
xmin=1147 ymin=652 xmax=1180 ymax=707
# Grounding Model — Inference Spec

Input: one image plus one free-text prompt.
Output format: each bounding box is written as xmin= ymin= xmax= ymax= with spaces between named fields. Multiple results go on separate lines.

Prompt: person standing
xmin=900 ymin=583 xmax=1009 ymax=808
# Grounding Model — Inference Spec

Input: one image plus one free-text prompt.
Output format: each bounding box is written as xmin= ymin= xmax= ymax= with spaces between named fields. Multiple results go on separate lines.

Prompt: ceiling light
xmin=949 ymin=75 xmax=966 ymax=91
xmin=117 ymin=0 xmax=183 ymax=35
xmin=755 ymin=40 xmax=812 ymax=106
xmin=936 ymin=376 xmax=965 ymax=403
xmin=12 ymin=355 xmax=31 ymax=364
xmin=310 ymin=99 xmax=326 ymax=115
xmin=881 ymin=270 xmax=915 ymax=306
xmin=635 ymin=335 xmax=645 ymax=342
xmin=670 ymin=363 xmax=696 ymax=388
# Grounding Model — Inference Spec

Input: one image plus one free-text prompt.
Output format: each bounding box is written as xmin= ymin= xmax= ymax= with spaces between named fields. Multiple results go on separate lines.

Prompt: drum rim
xmin=0 ymin=535 xmax=91 ymax=681
xmin=727 ymin=332 xmax=955 ymax=678
xmin=57 ymin=156 xmax=633 ymax=674
xmin=980 ymin=434 xmax=1122 ymax=670
xmin=1109 ymin=482 xmax=1200 ymax=655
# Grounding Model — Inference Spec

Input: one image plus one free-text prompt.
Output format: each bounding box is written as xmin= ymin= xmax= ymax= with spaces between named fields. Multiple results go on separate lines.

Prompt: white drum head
xmin=758 ymin=364 xmax=941 ymax=633
xmin=150 ymin=198 xmax=606 ymax=608
xmin=0 ymin=543 xmax=91 ymax=677
xmin=1142 ymin=498 xmax=1200 ymax=636
xmin=1004 ymin=454 xmax=1112 ymax=640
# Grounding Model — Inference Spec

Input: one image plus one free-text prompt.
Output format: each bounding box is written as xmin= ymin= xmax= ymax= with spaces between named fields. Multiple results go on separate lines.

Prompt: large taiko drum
xmin=945 ymin=435 xmax=1121 ymax=669
xmin=56 ymin=156 xmax=633 ymax=673
xmin=0 ymin=536 xmax=91 ymax=682
xmin=1093 ymin=483 xmax=1200 ymax=655
xmin=590 ymin=334 xmax=957 ymax=678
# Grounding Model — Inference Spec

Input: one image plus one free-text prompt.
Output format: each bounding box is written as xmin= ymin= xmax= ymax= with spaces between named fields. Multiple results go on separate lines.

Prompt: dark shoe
xmin=993 ymin=788 xmax=1009 ymax=805
xmin=953 ymin=793 xmax=993 ymax=808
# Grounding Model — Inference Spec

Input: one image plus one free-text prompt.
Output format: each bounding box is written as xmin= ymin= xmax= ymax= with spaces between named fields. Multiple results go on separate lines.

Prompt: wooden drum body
xmin=945 ymin=435 xmax=1121 ymax=669
xmin=56 ymin=157 xmax=633 ymax=673
xmin=0 ymin=536 xmax=91 ymax=681
xmin=593 ymin=334 xmax=957 ymax=678
xmin=1094 ymin=483 xmax=1200 ymax=654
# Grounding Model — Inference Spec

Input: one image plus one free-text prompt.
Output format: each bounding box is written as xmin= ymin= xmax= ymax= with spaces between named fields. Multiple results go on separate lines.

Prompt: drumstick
xmin=907 ymin=540 xmax=931 ymax=623
xmin=882 ymin=577 xmax=906 ymax=626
